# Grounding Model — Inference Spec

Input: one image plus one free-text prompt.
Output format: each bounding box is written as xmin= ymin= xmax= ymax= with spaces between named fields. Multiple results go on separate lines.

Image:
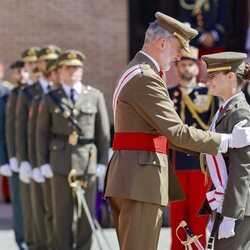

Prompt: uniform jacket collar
xmin=134 ymin=51 xmax=160 ymax=75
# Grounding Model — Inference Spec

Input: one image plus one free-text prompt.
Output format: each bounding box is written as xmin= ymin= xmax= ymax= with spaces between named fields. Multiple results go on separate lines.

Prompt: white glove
xmin=218 ymin=216 xmax=236 ymax=239
xmin=0 ymin=164 xmax=12 ymax=177
xmin=19 ymin=161 xmax=32 ymax=184
xmin=9 ymin=157 xmax=19 ymax=172
xmin=32 ymin=167 xmax=45 ymax=183
xmin=229 ymin=119 xmax=250 ymax=148
xmin=41 ymin=164 xmax=54 ymax=179
xmin=96 ymin=164 xmax=107 ymax=191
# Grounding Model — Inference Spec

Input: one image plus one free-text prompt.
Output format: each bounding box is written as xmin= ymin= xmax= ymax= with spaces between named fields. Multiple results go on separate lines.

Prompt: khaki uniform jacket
xmin=104 ymin=52 xmax=222 ymax=206
xmin=36 ymin=84 xmax=110 ymax=176
xmin=210 ymin=93 xmax=250 ymax=220
xmin=15 ymin=83 xmax=43 ymax=163
xmin=5 ymin=86 xmax=20 ymax=159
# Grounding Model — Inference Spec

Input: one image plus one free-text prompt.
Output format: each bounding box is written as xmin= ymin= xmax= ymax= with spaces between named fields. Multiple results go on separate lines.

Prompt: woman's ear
xmin=227 ymin=72 xmax=235 ymax=80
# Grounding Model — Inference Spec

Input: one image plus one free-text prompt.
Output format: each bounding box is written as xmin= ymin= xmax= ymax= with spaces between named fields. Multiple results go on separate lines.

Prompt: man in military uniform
xmin=104 ymin=12 xmax=250 ymax=250
xmin=36 ymin=50 xmax=110 ymax=250
xmin=168 ymin=46 xmax=218 ymax=249
xmin=27 ymin=45 xmax=61 ymax=250
xmin=15 ymin=45 xmax=59 ymax=249
xmin=177 ymin=0 xmax=228 ymax=56
xmin=5 ymin=60 xmax=28 ymax=250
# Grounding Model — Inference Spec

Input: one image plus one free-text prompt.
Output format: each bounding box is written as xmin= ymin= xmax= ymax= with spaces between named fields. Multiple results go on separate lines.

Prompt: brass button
xmin=153 ymin=160 xmax=156 ymax=165
xmin=54 ymin=108 xmax=60 ymax=114
xmin=52 ymin=145 xmax=57 ymax=150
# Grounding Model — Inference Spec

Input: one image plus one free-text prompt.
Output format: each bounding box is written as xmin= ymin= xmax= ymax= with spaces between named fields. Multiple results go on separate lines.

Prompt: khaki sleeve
xmin=15 ymin=90 xmax=29 ymax=162
xmin=128 ymin=74 xmax=221 ymax=155
xmin=36 ymin=95 xmax=51 ymax=167
xmin=94 ymin=92 xmax=110 ymax=165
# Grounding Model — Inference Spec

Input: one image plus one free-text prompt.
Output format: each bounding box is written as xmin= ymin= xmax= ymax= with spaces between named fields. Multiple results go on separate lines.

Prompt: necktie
xmin=219 ymin=106 xmax=223 ymax=113
xmin=70 ymin=88 xmax=75 ymax=104
xmin=159 ymin=70 xmax=163 ymax=78
xmin=47 ymin=85 xmax=52 ymax=92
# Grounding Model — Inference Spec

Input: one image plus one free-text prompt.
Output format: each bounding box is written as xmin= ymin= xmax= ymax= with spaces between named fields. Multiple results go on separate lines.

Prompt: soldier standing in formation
xmin=37 ymin=50 xmax=110 ymax=250
xmin=168 ymin=46 xmax=218 ymax=249
xmin=104 ymin=12 xmax=250 ymax=250
xmin=28 ymin=45 xmax=61 ymax=249
xmin=5 ymin=60 xmax=28 ymax=250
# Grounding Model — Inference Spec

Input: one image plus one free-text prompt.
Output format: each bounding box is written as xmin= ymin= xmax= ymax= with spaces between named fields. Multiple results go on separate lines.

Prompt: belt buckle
xmin=68 ymin=131 xmax=79 ymax=146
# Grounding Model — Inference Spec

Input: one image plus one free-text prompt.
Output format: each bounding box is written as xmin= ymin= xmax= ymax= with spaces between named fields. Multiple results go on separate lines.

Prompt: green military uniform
xmin=200 ymin=52 xmax=250 ymax=250
xmin=15 ymin=47 xmax=40 ymax=248
xmin=27 ymin=45 xmax=61 ymax=250
xmin=36 ymin=50 xmax=110 ymax=250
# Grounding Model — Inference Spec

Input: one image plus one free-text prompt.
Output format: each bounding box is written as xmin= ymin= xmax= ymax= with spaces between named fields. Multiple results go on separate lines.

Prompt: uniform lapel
xmin=57 ymin=86 xmax=73 ymax=109
xmin=216 ymin=92 xmax=246 ymax=126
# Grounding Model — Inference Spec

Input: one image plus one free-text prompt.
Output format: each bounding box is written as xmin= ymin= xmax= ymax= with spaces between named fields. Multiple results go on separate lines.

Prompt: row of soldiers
xmin=0 ymin=45 xmax=110 ymax=250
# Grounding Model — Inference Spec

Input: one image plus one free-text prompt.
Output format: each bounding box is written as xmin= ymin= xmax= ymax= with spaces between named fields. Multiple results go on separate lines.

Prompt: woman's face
xmin=206 ymin=72 xmax=229 ymax=99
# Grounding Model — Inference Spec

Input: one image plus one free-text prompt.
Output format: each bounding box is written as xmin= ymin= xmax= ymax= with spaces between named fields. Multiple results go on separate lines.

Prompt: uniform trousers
xmin=19 ymin=181 xmax=34 ymax=247
xmin=30 ymin=181 xmax=47 ymax=249
xmin=109 ymin=197 xmax=164 ymax=250
xmin=52 ymin=173 xmax=96 ymax=250
xmin=214 ymin=216 xmax=250 ymax=250
xmin=9 ymin=173 xmax=28 ymax=250
xmin=170 ymin=170 xmax=210 ymax=250
xmin=42 ymin=179 xmax=54 ymax=249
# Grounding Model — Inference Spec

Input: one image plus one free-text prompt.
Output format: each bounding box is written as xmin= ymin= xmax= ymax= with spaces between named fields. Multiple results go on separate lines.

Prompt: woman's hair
xmin=223 ymin=62 xmax=250 ymax=85
xmin=144 ymin=21 xmax=173 ymax=44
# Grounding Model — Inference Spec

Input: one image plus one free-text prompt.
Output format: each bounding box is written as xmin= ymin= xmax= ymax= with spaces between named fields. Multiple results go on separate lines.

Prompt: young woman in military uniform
xmin=201 ymin=52 xmax=250 ymax=249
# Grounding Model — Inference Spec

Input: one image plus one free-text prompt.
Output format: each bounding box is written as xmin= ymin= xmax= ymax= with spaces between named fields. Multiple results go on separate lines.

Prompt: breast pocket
xmin=79 ymin=106 xmax=97 ymax=125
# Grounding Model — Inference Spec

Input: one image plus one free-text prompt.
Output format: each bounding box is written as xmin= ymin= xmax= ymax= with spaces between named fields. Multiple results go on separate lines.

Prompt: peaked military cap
xmin=57 ymin=50 xmax=86 ymax=67
xmin=155 ymin=12 xmax=198 ymax=52
xmin=202 ymin=52 xmax=248 ymax=79
xmin=46 ymin=59 xmax=57 ymax=74
xmin=180 ymin=46 xmax=199 ymax=61
xmin=38 ymin=45 xmax=61 ymax=61
xmin=21 ymin=47 xmax=40 ymax=62
xmin=9 ymin=60 xmax=24 ymax=69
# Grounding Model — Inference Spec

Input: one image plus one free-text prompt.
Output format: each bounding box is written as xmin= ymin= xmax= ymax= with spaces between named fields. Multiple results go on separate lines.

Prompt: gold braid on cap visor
xmin=207 ymin=66 xmax=232 ymax=73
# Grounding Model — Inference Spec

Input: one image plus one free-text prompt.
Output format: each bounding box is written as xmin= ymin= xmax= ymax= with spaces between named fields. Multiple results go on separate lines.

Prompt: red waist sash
xmin=112 ymin=132 xmax=169 ymax=154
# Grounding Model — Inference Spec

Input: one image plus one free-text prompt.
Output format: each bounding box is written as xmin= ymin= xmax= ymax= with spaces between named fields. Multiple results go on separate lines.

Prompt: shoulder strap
xmin=48 ymin=91 xmax=83 ymax=135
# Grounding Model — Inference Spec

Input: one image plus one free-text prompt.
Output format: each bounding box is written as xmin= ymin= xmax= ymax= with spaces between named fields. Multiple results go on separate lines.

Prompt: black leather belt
xmin=53 ymin=133 xmax=95 ymax=146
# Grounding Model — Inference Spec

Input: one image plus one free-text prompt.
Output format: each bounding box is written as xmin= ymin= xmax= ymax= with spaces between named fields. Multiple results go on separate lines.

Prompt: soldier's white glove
xmin=41 ymin=164 xmax=54 ymax=179
xmin=229 ymin=120 xmax=250 ymax=148
xmin=19 ymin=161 xmax=32 ymax=184
xmin=218 ymin=216 xmax=236 ymax=239
xmin=9 ymin=157 xmax=19 ymax=172
xmin=96 ymin=164 xmax=107 ymax=192
xmin=32 ymin=167 xmax=45 ymax=183
xmin=0 ymin=164 xmax=12 ymax=177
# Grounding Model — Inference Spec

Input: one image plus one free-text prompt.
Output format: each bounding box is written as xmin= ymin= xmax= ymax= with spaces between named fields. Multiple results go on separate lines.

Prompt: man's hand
xmin=32 ymin=167 xmax=45 ymax=183
xmin=9 ymin=157 xmax=19 ymax=172
xmin=218 ymin=216 xmax=236 ymax=239
xmin=41 ymin=164 xmax=54 ymax=179
xmin=229 ymin=119 xmax=250 ymax=148
xmin=0 ymin=164 xmax=12 ymax=177
xmin=19 ymin=161 xmax=32 ymax=183
xmin=96 ymin=164 xmax=107 ymax=192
